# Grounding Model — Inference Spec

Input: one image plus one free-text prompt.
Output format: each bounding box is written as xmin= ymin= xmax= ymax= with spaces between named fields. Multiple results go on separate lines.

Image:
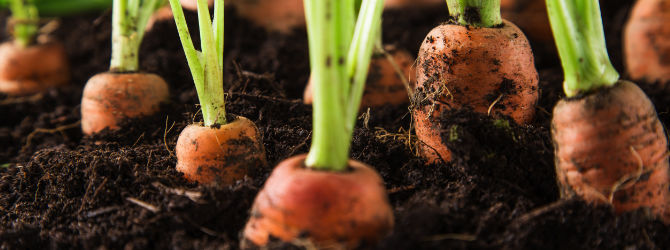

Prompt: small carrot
xmin=304 ymin=48 xmax=415 ymax=107
xmin=176 ymin=116 xmax=266 ymax=184
xmin=170 ymin=0 xmax=266 ymax=185
xmin=413 ymin=0 xmax=539 ymax=164
xmin=0 ymin=0 xmax=70 ymax=96
xmin=548 ymin=0 xmax=669 ymax=221
xmin=179 ymin=0 xmax=212 ymax=10
xmin=228 ymin=0 xmax=304 ymax=34
xmin=243 ymin=0 xmax=393 ymax=248
xmin=500 ymin=0 xmax=553 ymax=45
xmin=624 ymin=0 xmax=670 ymax=84
xmin=81 ymin=0 xmax=169 ymax=135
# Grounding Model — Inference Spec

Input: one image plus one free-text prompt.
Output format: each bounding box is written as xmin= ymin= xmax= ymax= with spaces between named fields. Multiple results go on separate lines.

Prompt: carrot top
xmin=2 ymin=0 xmax=112 ymax=16
xmin=547 ymin=0 xmax=619 ymax=97
xmin=305 ymin=0 xmax=383 ymax=171
xmin=8 ymin=0 xmax=39 ymax=48
xmin=447 ymin=0 xmax=502 ymax=28
xmin=110 ymin=0 xmax=164 ymax=73
xmin=169 ymin=0 xmax=225 ymax=126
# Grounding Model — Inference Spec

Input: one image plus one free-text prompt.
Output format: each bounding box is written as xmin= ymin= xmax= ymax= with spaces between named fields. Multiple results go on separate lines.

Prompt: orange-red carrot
xmin=624 ymin=0 xmax=670 ymax=84
xmin=552 ymin=81 xmax=670 ymax=220
xmin=242 ymin=154 xmax=394 ymax=248
xmin=176 ymin=116 xmax=266 ymax=184
xmin=0 ymin=41 xmax=70 ymax=96
xmin=304 ymin=49 xmax=415 ymax=107
xmin=80 ymin=73 xmax=169 ymax=135
xmin=229 ymin=0 xmax=304 ymax=34
xmin=413 ymin=19 xmax=538 ymax=164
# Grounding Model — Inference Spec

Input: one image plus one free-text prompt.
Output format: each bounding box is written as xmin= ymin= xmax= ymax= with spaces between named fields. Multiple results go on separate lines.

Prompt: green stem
xmin=0 ymin=0 xmax=113 ymax=16
xmin=446 ymin=0 xmax=502 ymax=28
xmin=169 ymin=0 xmax=225 ymax=126
xmin=547 ymin=0 xmax=619 ymax=97
xmin=110 ymin=0 xmax=162 ymax=72
xmin=8 ymin=0 xmax=39 ymax=48
xmin=304 ymin=0 xmax=383 ymax=171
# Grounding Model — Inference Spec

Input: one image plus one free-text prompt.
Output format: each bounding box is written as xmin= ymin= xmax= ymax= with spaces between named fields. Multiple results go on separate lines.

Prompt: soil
xmin=2 ymin=0 xmax=669 ymax=249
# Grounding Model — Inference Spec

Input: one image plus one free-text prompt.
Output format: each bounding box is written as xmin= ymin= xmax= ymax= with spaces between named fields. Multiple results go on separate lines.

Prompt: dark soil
xmin=2 ymin=0 xmax=669 ymax=249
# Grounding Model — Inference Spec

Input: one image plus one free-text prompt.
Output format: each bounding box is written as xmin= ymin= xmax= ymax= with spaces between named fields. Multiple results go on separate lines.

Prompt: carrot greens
xmin=304 ymin=0 xmax=383 ymax=171
xmin=547 ymin=0 xmax=619 ymax=97
xmin=8 ymin=0 xmax=39 ymax=48
xmin=169 ymin=0 xmax=225 ymax=126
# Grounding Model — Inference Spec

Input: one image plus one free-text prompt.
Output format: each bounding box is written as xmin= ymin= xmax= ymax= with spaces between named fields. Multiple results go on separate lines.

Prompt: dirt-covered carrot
xmin=624 ymin=0 xmax=670 ymax=84
xmin=228 ymin=0 xmax=304 ymax=34
xmin=413 ymin=0 xmax=539 ymax=164
xmin=500 ymin=0 xmax=552 ymax=44
xmin=170 ymin=0 xmax=266 ymax=185
xmin=0 ymin=0 xmax=70 ymax=96
xmin=549 ymin=0 xmax=669 ymax=221
xmin=243 ymin=0 xmax=393 ymax=248
xmin=81 ymin=0 xmax=168 ymax=135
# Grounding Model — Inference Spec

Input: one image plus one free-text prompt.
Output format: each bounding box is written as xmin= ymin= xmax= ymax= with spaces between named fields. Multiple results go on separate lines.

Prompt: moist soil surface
xmin=2 ymin=1 xmax=670 ymax=249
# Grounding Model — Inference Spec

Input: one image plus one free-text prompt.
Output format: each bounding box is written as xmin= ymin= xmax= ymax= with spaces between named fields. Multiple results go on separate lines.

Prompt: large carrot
xmin=624 ymin=0 xmax=670 ymax=84
xmin=228 ymin=0 xmax=304 ymax=34
xmin=0 ymin=0 xmax=69 ymax=96
xmin=169 ymin=0 xmax=266 ymax=185
xmin=413 ymin=0 xmax=539 ymax=164
xmin=81 ymin=0 xmax=168 ymax=135
xmin=548 ymin=0 xmax=669 ymax=221
xmin=243 ymin=0 xmax=393 ymax=248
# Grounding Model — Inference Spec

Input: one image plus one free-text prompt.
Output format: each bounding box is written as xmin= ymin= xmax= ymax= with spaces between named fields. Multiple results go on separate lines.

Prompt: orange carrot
xmin=0 ymin=40 xmax=70 ymax=96
xmin=242 ymin=154 xmax=394 ymax=248
xmin=176 ymin=116 xmax=266 ymax=184
xmin=81 ymin=73 xmax=169 ymax=134
xmin=304 ymin=48 xmax=415 ymax=107
xmin=413 ymin=1 xmax=538 ymax=164
xmin=548 ymin=0 xmax=669 ymax=222
xmin=553 ymin=81 xmax=670 ymax=218
xmin=624 ymin=0 xmax=670 ymax=84
xmin=228 ymin=0 xmax=304 ymax=34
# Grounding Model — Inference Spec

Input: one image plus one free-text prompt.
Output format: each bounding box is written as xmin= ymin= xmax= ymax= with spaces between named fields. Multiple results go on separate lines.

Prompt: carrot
xmin=624 ymin=0 xmax=670 ymax=84
xmin=228 ymin=0 xmax=304 ymax=34
xmin=243 ymin=0 xmax=393 ymax=247
xmin=413 ymin=0 xmax=539 ymax=164
xmin=81 ymin=0 xmax=168 ymax=135
xmin=169 ymin=0 xmax=266 ymax=185
xmin=0 ymin=0 xmax=70 ymax=96
xmin=242 ymin=154 xmax=393 ymax=248
xmin=179 ymin=0 xmax=212 ymax=10
xmin=548 ymin=0 xmax=669 ymax=221
xmin=500 ymin=0 xmax=553 ymax=44
xmin=147 ymin=0 xmax=214 ymax=30
xmin=176 ymin=116 xmax=266 ymax=184
xmin=81 ymin=73 xmax=169 ymax=134
xmin=303 ymin=48 xmax=415 ymax=107
xmin=0 ymin=41 xmax=69 ymax=96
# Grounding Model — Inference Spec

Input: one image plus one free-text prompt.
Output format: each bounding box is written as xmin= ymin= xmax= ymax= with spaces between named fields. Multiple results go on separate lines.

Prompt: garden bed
xmin=2 ymin=0 xmax=670 ymax=249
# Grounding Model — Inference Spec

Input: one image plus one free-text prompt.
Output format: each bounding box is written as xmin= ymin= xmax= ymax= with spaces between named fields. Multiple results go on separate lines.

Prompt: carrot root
xmin=624 ymin=0 xmax=670 ymax=84
xmin=0 ymin=41 xmax=70 ymax=96
xmin=413 ymin=20 xmax=538 ymax=164
xmin=242 ymin=154 xmax=394 ymax=248
xmin=80 ymin=72 xmax=169 ymax=135
xmin=552 ymin=81 xmax=670 ymax=220
xmin=175 ymin=116 xmax=267 ymax=184
xmin=229 ymin=0 xmax=304 ymax=34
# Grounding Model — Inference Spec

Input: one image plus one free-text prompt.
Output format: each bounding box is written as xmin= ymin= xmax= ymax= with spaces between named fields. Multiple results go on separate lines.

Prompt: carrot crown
xmin=304 ymin=0 xmax=384 ymax=171
xmin=547 ymin=0 xmax=619 ymax=97
xmin=446 ymin=0 xmax=502 ymax=28
xmin=110 ymin=0 xmax=164 ymax=73
xmin=169 ymin=0 xmax=225 ymax=126
xmin=8 ymin=0 xmax=39 ymax=48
